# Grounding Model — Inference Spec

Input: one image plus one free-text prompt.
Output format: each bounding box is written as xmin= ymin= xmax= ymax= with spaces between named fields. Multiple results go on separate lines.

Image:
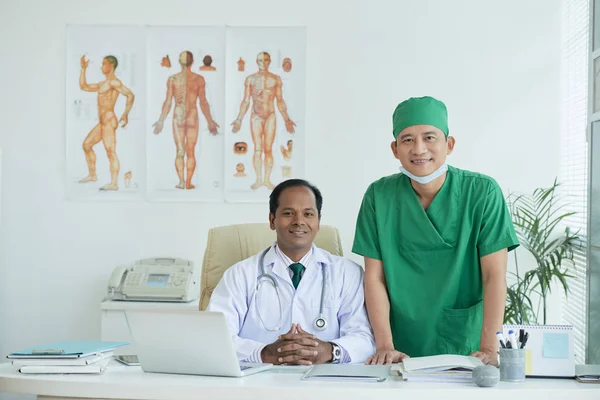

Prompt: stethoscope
xmin=256 ymin=247 xmax=328 ymax=332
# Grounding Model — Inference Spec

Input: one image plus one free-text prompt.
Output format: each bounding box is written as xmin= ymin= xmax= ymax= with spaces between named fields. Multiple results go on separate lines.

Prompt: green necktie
xmin=289 ymin=263 xmax=305 ymax=289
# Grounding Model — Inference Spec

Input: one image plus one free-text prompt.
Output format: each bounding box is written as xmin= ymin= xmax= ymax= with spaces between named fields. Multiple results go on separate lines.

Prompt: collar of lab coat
xmin=263 ymin=242 xmax=333 ymax=284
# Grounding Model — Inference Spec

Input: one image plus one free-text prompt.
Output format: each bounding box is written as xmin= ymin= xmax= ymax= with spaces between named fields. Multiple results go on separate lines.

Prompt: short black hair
xmin=269 ymin=179 xmax=322 ymax=217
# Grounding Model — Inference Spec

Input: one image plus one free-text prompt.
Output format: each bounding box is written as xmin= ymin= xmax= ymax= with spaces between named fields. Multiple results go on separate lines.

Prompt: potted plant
xmin=504 ymin=179 xmax=580 ymax=325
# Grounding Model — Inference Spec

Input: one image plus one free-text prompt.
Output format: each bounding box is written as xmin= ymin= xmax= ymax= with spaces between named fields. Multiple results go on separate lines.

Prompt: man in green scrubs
xmin=353 ymin=96 xmax=519 ymax=365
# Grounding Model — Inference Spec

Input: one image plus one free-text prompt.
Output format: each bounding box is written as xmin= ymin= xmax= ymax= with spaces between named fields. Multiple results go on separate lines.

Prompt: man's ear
xmin=390 ymin=141 xmax=400 ymax=160
xmin=447 ymin=136 xmax=456 ymax=155
xmin=269 ymin=213 xmax=276 ymax=230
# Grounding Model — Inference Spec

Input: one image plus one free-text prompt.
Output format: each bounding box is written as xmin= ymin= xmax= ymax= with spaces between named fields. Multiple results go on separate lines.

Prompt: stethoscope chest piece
xmin=314 ymin=316 xmax=327 ymax=331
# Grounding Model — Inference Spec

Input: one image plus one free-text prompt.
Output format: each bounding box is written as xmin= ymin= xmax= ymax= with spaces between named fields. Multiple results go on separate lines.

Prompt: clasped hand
xmin=261 ymin=323 xmax=332 ymax=365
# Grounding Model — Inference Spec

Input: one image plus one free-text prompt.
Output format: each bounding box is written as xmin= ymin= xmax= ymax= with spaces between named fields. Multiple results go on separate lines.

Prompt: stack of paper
xmin=575 ymin=364 xmax=600 ymax=384
xmin=397 ymin=355 xmax=484 ymax=382
xmin=7 ymin=340 xmax=128 ymax=375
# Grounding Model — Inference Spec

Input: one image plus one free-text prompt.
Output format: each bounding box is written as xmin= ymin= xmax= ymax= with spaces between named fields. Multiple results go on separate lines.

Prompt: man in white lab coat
xmin=207 ymin=179 xmax=375 ymax=365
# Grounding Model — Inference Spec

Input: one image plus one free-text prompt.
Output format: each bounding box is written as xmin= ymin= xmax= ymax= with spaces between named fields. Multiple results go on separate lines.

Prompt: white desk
xmin=0 ymin=362 xmax=598 ymax=400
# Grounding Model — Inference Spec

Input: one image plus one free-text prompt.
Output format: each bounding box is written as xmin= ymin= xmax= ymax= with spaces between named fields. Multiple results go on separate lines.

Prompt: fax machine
xmin=106 ymin=257 xmax=199 ymax=303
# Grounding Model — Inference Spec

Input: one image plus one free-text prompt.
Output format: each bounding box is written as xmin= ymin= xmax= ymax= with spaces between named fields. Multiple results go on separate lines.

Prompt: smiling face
xmin=269 ymin=185 xmax=320 ymax=258
xmin=391 ymin=124 xmax=455 ymax=177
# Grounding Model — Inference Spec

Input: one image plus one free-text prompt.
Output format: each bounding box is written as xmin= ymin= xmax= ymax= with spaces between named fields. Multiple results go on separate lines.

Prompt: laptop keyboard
xmin=240 ymin=365 xmax=251 ymax=371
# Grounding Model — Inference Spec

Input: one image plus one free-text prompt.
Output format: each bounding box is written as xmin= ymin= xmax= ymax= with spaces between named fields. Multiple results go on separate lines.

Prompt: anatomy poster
xmin=146 ymin=26 xmax=225 ymax=202
xmin=66 ymin=25 xmax=146 ymax=201
xmin=224 ymin=27 xmax=306 ymax=202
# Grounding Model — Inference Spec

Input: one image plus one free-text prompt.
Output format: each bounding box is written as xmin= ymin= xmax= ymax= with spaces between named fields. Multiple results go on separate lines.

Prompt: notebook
xmin=7 ymin=341 xmax=128 ymax=359
xmin=11 ymin=351 xmax=113 ymax=367
xmin=503 ymin=324 xmax=575 ymax=378
xmin=301 ymin=364 xmax=391 ymax=382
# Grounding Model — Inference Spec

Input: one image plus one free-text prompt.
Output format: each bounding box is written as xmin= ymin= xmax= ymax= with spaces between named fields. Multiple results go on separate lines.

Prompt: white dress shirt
xmin=207 ymin=243 xmax=375 ymax=364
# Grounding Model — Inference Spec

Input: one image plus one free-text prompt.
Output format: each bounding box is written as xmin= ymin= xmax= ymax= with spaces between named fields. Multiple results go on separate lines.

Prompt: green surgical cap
xmin=392 ymin=96 xmax=449 ymax=139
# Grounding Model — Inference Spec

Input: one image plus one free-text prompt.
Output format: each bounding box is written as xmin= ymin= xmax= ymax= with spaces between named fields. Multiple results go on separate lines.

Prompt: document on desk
xmin=301 ymin=364 xmax=391 ymax=382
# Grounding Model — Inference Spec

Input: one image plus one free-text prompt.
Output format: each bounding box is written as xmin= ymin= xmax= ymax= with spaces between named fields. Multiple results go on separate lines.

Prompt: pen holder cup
xmin=499 ymin=349 xmax=526 ymax=382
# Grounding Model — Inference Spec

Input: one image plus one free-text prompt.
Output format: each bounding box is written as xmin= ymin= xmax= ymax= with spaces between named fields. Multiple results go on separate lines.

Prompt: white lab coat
xmin=207 ymin=244 xmax=375 ymax=363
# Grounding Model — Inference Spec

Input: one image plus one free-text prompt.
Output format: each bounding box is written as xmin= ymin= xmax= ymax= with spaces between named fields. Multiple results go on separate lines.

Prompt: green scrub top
xmin=353 ymin=166 xmax=519 ymax=357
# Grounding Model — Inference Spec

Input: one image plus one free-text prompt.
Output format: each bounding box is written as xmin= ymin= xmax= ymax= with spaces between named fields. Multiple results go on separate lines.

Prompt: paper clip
xmin=31 ymin=349 xmax=65 ymax=355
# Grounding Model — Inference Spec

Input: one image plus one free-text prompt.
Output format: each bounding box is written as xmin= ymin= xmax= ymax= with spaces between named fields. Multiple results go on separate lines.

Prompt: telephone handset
xmin=108 ymin=265 xmax=130 ymax=295
xmin=105 ymin=257 xmax=199 ymax=303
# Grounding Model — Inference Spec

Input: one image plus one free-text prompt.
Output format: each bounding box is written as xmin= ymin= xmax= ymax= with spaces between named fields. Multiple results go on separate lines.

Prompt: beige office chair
xmin=198 ymin=223 xmax=344 ymax=310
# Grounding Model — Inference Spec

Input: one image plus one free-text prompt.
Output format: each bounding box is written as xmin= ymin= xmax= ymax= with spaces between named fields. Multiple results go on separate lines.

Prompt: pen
xmin=519 ymin=329 xmax=525 ymax=345
xmin=520 ymin=332 xmax=529 ymax=349
xmin=508 ymin=330 xmax=518 ymax=350
xmin=496 ymin=331 xmax=506 ymax=349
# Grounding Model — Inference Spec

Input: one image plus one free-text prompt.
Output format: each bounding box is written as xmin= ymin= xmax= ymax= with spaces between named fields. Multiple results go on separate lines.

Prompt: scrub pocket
xmin=437 ymin=300 xmax=483 ymax=355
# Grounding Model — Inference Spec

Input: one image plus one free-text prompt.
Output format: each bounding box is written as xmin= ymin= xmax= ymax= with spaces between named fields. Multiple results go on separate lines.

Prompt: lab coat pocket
xmin=438 ymin=299 xmax=483 ymax=355
xmin=310 ymin=297 xmax=342 ymax=335
xmin=311 ymin=297 xmax=342 ymax=309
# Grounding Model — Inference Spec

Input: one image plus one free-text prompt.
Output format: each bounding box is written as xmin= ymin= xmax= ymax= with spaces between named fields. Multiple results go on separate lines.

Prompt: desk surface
xmin=0 ymin=362 xmax=598 ymax=400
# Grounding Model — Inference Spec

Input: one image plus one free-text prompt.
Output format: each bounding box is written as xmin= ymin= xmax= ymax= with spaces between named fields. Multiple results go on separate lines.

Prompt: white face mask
xmin=399 ymin=163 xmax=448 ymax=185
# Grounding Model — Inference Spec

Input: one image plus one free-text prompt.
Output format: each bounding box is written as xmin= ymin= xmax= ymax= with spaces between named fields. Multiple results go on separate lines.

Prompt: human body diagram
xmin=153 ymin=51 xmax=219 ymax=189
xmin=78 ymin=55 xmax=135 ymax=191
xmin=231 ymin=52 xmax=295 ymax=190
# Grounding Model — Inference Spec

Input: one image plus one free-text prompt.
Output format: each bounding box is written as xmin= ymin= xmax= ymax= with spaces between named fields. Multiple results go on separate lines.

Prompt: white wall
xmin=0 ymin=0 xmax=562 ymax=367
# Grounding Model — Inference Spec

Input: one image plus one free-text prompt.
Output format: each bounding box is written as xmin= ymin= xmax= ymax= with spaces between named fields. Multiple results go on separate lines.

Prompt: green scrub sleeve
xmin=352 ymin=184 xmax=383 ymax=260
xmin=477 ymin=180 xmax=520 ymax=257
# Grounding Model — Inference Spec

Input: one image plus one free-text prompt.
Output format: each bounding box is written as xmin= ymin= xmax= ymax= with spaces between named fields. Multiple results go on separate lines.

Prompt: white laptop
xmin=125 ymin=310 xmax=272 ymax=377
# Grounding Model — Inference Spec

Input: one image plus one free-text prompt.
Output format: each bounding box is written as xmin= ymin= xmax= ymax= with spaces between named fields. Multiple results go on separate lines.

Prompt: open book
xmin=396 ymin=355 xmax=483 ymax=382
xmin=302 ymin=364 xmax=391 ymax=382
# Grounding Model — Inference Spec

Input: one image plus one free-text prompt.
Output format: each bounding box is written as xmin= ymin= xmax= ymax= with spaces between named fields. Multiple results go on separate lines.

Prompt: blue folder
xmin=7 ymin=341 xmax=129 ymax=359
